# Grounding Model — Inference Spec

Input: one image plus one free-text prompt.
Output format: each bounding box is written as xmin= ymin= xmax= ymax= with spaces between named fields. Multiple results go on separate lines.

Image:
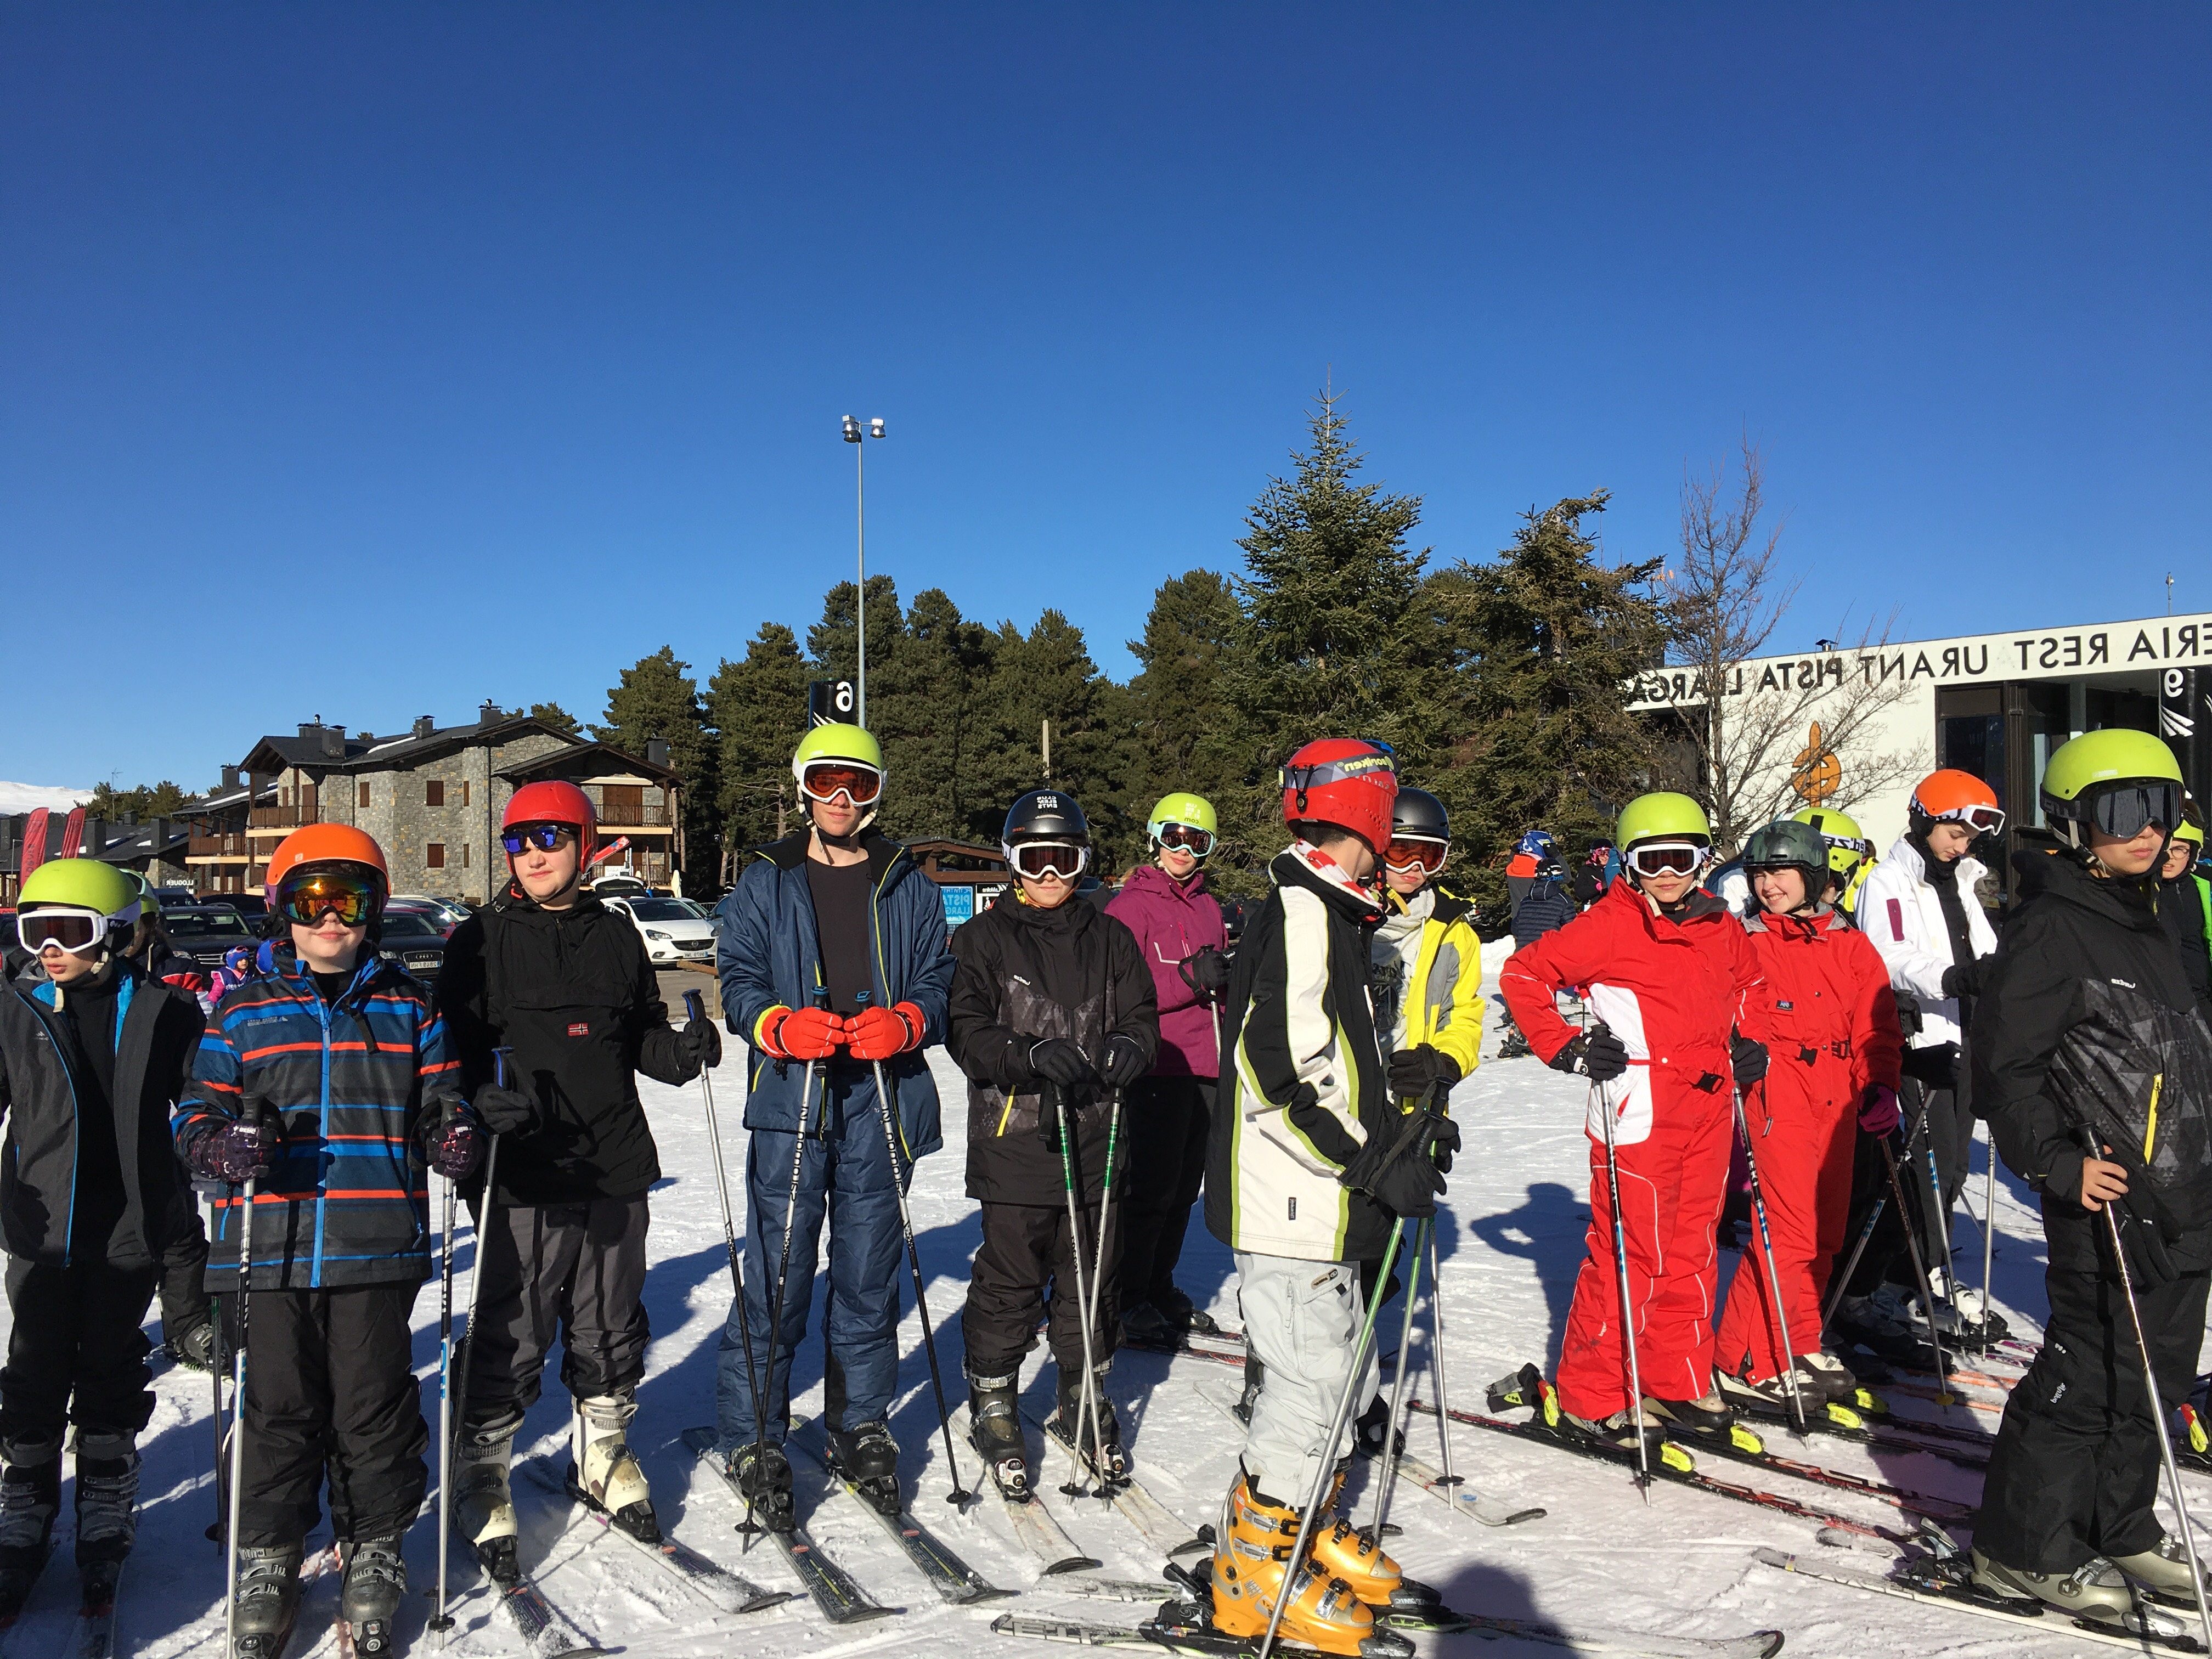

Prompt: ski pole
xmin=208 ymin=1188 xmax=224 ymax=1547
xmin=223 ymin=1121 xmax=261 ymax=1658
xmin=751 ymin=985 xmax=831 ymax=1532
xmin=1979 ymin=1125 xmax=1998 ymax=1359
xmin=1733 ymin=1084 xmax=1809 ymax=1434
xmin=1366 ymin=1214 xmax=1429 ymax=1537
xmin=1255 ymin=1222 xmax=1405 ymax=1659
xmin=1587 ymin=1025 xmax=1652 ymax=1502
xmin=1819 ymin=1098 xmax=1932 ymax=1333
xmin=429 ymin=1150 xmax=457 ymax=1639
xmin=1423 ymin=1222 xmax=1460 ymax=1489
xmin=2075 ymin=1125 xmax=2212 ymax=1654
xmin=1074 ymin=1086 xmax=1124 ymax=1492
xmin=444 ymin=1050 xmax=508 ymax=1591
xmin=850 ymin=991 xmax=974 ymax=1508
xmin=1050 ymin=1081 xmax=1109 ymax=1500
xmin=684 ymin=992 xmax=770 ymax=1488
xmin=1878 ymin=1134 xmax=1955 ymax=1402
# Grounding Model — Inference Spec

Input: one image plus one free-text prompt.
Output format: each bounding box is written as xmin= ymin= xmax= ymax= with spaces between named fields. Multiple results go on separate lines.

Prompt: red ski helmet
xmin=1280 ymin=738 xmax=1398 ymax=854
xmin=503 ymin=779 xmax=598 ymax=863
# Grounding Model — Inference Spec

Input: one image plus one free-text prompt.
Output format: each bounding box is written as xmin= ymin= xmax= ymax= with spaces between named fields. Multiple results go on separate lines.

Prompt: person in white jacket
xmin=1837 ymin=770 xmax=2004 ymax=1346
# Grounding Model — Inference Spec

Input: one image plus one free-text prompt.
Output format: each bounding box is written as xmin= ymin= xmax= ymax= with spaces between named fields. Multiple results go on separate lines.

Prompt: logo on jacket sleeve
xmin=568 ymin=1021 xmax=590 ymax=1037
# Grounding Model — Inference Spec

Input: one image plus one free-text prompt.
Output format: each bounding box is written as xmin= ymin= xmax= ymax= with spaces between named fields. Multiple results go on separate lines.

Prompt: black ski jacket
xmin=1972 ymin=838 xmax=2212 ymax=1279
xmin=947 ymin=890 xmax=1158 ymax=1207
xmin=437 ymin=885 xmax=698 ymax=1206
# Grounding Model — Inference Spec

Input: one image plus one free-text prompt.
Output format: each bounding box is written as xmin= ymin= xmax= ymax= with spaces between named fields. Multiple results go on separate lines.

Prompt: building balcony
xmin=188 ymin=834 xmax=252 ymax=861
xmin=599 ymin=804 xmax=671 ymax=829
xmin=249 ymin=806 xmax=321 ymax=832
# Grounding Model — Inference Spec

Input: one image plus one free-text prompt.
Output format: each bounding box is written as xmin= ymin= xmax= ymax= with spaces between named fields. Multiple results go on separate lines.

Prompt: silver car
xmin=603 ymin=895 xmax=717 ymax=964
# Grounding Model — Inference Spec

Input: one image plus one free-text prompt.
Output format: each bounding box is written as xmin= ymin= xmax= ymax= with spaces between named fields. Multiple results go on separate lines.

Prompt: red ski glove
xmin=758 ymin=1005 xmax=845 ymax=1062
xmin=845 ymin=1002 xmax=926 ymax=1062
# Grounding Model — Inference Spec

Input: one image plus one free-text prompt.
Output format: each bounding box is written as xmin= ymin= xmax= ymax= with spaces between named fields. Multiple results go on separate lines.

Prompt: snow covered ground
xmin=24 ymin=952 xmax=2201 ymax=1659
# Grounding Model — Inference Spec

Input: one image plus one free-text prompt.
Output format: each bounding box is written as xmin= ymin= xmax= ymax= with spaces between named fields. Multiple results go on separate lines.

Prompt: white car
xmin=603 ymin=895 xmax=717 ymax=964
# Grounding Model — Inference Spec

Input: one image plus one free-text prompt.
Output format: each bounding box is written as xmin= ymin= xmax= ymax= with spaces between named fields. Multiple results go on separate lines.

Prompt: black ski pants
xmin=1976 ymin=1266 xmax=2210 ymax=1572
xmin=963 ymin=1200 xmax=1118 ymax=1382
xmin=0 ymin=1256 xmax=159 ymax=1452
xmin=1115 ymin=1077 xmax=1212 ymax=1311
xmin=460 ymin=1197 xmax=649 ymax=1435
xmin=159 ymin=1208 xmax=212 ymax=1345
xmin=236 ymin=1282 xmax=427 ymax=1548
xmin=1841 ymin=1065 xmax=1973 ymax=1299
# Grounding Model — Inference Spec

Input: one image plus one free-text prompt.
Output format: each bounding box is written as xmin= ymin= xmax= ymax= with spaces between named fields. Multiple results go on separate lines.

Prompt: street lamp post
xmin=840 ymin=415 xmax=887 ymax=726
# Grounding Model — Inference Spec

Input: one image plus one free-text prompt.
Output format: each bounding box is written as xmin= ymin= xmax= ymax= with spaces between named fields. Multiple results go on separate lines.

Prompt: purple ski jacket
xmin=1105 ymin=862 xmax=1228 ymax=1079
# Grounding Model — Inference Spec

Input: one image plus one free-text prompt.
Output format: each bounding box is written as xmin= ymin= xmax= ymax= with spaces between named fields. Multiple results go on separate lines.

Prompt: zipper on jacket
xmin=870 ymin=850 xmax=915 ymax=1163
xmin=311 ymin=969 xmax=334 ymax=1290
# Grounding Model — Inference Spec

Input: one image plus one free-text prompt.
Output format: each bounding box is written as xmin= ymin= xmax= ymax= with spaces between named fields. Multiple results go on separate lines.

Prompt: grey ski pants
xmin=1233 ymin=1250 xmax=1379 ymax=1508
xmin=460 ymin=1196 xmax=650 ymax=1432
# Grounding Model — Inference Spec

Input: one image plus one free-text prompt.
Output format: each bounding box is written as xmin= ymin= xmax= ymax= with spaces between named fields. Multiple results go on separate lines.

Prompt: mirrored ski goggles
xmin=2082 ymin=782 xmax=2185 ymax=843
xmin=1011 ymin=840 xmax=1089 ymax=881
xmin=1280 ymin=740 xmax=1397 ymax=793
xmin=274 ymin=868 xmax=380 ymax=927
xmin=1626 ymin=839 xmax=1708 ymax=878
xmin=1931 ymin=803 xmax=2006 ymax=837
xmin=799 ymin=761 xmax=883 ymax=806
xmin=500 ymin=822 xmax=577 ymax=855
xmin=1155 ymin=823 xmax=1216 ymax=856
xmin=1383 ymin=837 xmax=1448 ymax=873
xmin=16 ymin=907 xmax=110 ymax=955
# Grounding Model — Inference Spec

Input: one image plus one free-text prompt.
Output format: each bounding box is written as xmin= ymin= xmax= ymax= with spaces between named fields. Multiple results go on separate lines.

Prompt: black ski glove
xmin=1026 ymin=1038 xmax=1098 ymax=1089
xmin=1940 ymin=959 xmax=1985 ymax=1001
xmin=1100 ymin=1035 xmax=1149 ymax=1091
xmin=678 ymin=1012 xmax=723 ymax=1073
xmin=1387 ymin=1045 xmax=1462 ymax=1101
xmin=1893 ymin=988 xmax=1923 ymax=1037
xmin=1549 ymin=1025 xmax=1628 ymax=1083
xmin=1731 ymin=1034 xmax=1770 ymax=1088
xmin=1338 ymin=1106 xmax=1452 ymax=1221
xmin=1179 ymin=947 xmax=1232 ymax=997
xmin=472 ymin=1085 xmax=538 ymax=1136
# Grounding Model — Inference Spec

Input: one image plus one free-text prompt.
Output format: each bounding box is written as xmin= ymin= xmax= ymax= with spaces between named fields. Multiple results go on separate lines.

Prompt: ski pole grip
xmin=493 ymin=1046 xmax=515 ymax=1092
xmin=684 ymin=989 xmax=706 ymax=1025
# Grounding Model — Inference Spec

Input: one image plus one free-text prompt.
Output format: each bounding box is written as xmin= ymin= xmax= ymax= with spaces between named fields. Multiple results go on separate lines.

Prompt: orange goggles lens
xmin=800 ymin=763 xmax=883 ymax=805
xmin=1383 ymin=839 xmax=1447 ymax=872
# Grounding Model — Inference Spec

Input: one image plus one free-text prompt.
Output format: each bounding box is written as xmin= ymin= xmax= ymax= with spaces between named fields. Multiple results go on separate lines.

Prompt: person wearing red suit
xmin=1499 ymin=792 xmax=1770 ymax=1453
xmin=1711 ymin=819 xmax=1904 ymax=1413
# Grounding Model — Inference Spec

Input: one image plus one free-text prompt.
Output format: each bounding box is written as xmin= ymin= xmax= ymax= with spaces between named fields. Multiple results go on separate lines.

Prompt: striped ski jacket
xmin=174 ymin=945 xmax=462 ymax=1290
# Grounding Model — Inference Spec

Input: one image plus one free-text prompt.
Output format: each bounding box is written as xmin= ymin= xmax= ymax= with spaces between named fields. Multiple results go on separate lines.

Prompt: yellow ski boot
xmin=1209 ymin=1471 xmax=1412 ymax=1657
xmin=1308 ymin=1465 xmax=1440 ymax=1612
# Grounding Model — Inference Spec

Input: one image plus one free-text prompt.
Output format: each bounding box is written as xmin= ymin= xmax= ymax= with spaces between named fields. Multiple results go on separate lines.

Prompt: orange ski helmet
xmin=1909 ymin=769 xmax=2006 ymax=838
xmin=503 ymin=779 xmax=598 ymax=863
xmin=263 ymin=823 xmax=391 ymax=915
xmin=1280 ymin=738 xmax=1398 ymax=854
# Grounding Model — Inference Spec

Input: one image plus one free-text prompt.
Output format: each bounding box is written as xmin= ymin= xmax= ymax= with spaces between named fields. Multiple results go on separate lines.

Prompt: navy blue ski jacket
xmin=174 ymin=944 xmax=465 ymax=1290
xmin=713 ymin=830 xmax=955 ymax=1157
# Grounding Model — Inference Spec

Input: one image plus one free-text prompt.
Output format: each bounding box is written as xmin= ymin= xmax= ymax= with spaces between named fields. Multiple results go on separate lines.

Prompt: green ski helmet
xmin=16 ymin=858 xmax=142 ymax=956
xmin=1742 ymin=819 xmax=1829 ymax=905
xmin=1147 ymin=792 xmax=1218 ymax=851
xmin=792 ymin=723 xmax=886 ymax=829
xmin=2039 ymin=727 xmax=2184 ymax=852
xmin=1791 ymin=805 xmax=1873 ymax=877
xmin=1615 ymin=791 xmax=1711 ymax=851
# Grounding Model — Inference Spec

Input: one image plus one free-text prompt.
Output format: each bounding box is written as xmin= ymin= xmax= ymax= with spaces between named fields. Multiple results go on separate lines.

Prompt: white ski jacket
xmin=1857 ymin=836 xmax=1998 ymax=1049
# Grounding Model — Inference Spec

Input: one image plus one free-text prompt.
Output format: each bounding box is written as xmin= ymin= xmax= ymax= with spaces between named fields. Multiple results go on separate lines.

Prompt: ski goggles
xmin=273 ymin=867 xmax=380 ymax=927
xmin=1280 ymin=740 xmax=1397 ymax=792
xmin=1011 ymin=840 xmax=1089 ymax=881
xmin=1383 ymin=837 xmax=1448 ymax=873
xmin=500 ymin=822 xmax=576 ymax=855
xmin=1929 ymin=803 xmax=2006 ymax=837
xmin=799 ymin=760 xmax=883 ymax=806
xmin=2080 ymin=781 xmax=2185 ymax=843
xmin=1155 ymin=823 xmax=1216 ymax=857
xmin=1625 ymin=839 xmax=1708 ymax=878
xmin=15 ymin=907 xmax=111 ymax=955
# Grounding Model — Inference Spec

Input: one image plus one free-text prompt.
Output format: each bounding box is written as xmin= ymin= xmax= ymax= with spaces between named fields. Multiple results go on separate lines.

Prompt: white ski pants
xmin=1233 ymin=1250 xmax=1379 ymax=1509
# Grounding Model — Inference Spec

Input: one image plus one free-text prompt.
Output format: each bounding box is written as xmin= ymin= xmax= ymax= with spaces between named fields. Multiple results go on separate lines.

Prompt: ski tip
xmin=1751 ymin=1633 xmax=1785 ymax=1658
xmin=1499 ymin=1505 xmax=1549 ymax=1525
xmin=1043 ymin=1555 xmax=1108 ymax=1576
xmin=1750 ymin=1547 xmax=1796 ymax=1570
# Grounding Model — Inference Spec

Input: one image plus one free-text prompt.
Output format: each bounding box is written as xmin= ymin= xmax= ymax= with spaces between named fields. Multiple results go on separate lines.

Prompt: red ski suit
xmin=1500 ymin=881 xmax=1770 ymax=1420
xmin=1714 ymin=909 xmax=1903 ymax=1383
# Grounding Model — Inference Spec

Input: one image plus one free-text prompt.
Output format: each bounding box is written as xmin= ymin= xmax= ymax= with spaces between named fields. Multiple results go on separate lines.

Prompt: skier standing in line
xmin=951 ymin=789 xmax=1157 ymax=1494
xmin=1840 ymin=770 xmax=2005 ymax=1347
xmin=173 ymin=826 xmax=481 ymax=1654
xmin=1791 ymin=805 xmax=1876 ymax=919
xmin=0 ymin=860 xmax=204 ymax=1604
xmin=1497 ymin=792 xmax=1771 ymax=1452
xmin=436 ymin=780 xmax=723 ymax=1562
xmin=1204 ymin=738 xmax=1442 ymax=1656
xmin=2157 ymin=812 xmax=2211 ymax=1019
xmin=1968 ymin=729 xmax=2212 ymax=1620
xmin=1104 ymin=792 xmax=1228 ymax=1346
xmin=1709 ymin=820 xmax=1903 ymax=1411
xmin=709 ymin=725 xmax=955 ymax=1522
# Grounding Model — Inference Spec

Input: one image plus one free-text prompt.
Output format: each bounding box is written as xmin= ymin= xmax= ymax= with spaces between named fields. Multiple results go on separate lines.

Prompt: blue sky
xmin=4 ymin=5 xmax=2207 ymax=794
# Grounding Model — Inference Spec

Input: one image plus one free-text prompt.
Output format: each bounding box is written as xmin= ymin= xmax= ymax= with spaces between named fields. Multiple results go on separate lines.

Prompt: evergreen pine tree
xmin=527 ymin=701 xmax=582 ymax=737
xmin=870 ymin=588 xmax=996 ymax=845
xmin=706 ymin=624 xmax=810 ymax=863
xmin=1120 ymin=569 xmax=1246 ymax=869
xmin=594 ymin=646 xmax=718 ymax=885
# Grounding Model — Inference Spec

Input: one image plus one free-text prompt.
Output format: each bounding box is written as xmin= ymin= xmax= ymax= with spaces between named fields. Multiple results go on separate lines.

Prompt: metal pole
xmin=1074 ymin=1090 xmax=1124 ymax=1488
xmin=684 ymin=992 xmax=769 ymax=1458
xmin=1733 ymin=1086 xmax=1810 ymax=1433
xmin=1424 ymin=1224 xmax=1459 ymax=1488
xmin=1980 ymin=1126 xmax=1999 ymax=1358
xmin=1366 ymin=1217 xmax=1427 ymax=1536
xmin=752 ymin=996 xmax=828 ymax=1531
xmin=1051 ymin=1084 xmax=1109 ymax=1499
xmin=1820 ymin=1099 xmax=1932 ymax=1333
xmin=855 ymin=441 xmax=866 ymax=728
xmin=429 ymin=1170 xmax=456 ymax=1638
xmin=1879 ymin=1137 xmax=1955 ymax=1401
xmin=1593 ymin=1068 xmax=1651 ymax=1501
xmin=224 ymin=1167 xmax=258 ymax=1656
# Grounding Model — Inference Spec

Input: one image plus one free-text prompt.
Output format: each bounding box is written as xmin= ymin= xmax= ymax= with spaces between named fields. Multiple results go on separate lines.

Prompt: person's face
xmin=1019 ymin=870 xmax=1076 ymax=910
xmin=511 ymin=827 xmax=582 ymax=901
xmin=291 ymin=913 xmax=366 ymax=974
xmin=811 ymin=795 xmax=864 ymax=840
xmin=2087 ymin=821 xmax=2168 ymax=877
xmin=2161 ymin=839 xmax=2196 ymax=882
xmin=1384 ymin=860 xmax=1427 ymax=897
xmin=36 ymin=935 xmax=101 ymax=985
xmin=1926 ymin=822 xmax=1976 ymax=861
xmin=1752 ymin=867 xmax=1809 ymax=916
xmin=1156 ymin=843 xmax=1199 ymax=880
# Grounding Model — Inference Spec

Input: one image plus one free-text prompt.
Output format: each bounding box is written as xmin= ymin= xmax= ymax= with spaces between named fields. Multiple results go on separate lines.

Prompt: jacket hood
xmin=2010 ymin=831 xmax=2163 ymax=932
xmin=1118 ymin=861 xmax=1210 ymax=907
xmin=267 ymin=940 xmax=402 ymax=1003
xmin=1883 ymin=833 xmax=1988 ymax=893
xmin=493 ymin=884 xmax=609 ymax=921
xmin=1272 ymin=842 xmax=1385 ymax=924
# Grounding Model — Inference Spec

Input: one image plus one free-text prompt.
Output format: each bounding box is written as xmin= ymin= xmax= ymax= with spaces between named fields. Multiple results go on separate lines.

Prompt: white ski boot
xmin=2113 ymin=1534 xmax=2212 ymax=1606
xmin=1799 ymin=1350 xmax=1861 ymax=1405
xmin=570 ymin=1392 xmax=658 ymax=1542
xmin=1971 ymin=1548 xmax=2138 ymax=1624
xmin=454 ymin=1413 xmax=521 ymax=1581
xmin=72 ymin=1430 xmax=139 ymax=1566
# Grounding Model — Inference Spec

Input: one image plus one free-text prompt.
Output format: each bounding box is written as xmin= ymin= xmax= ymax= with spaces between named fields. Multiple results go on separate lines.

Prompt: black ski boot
xmin=1641 ymin=1390 xmax=1737 ymax=1441
xmin=72 ymin=1431 xmax=139 ymax=1569
xmin=337 ymin=1535 xmax=407 ymax=1658
xmin=729 ymin=1442 xmax=795 ymax=1533
xmin=230 ymin=1542 xmax=305 ymax=1659
xmin=1352 ymin=1395 xmax=1406 ymax=1461
xmin=1154 ymin=1285 xmax=1220 ymax=1336
xmin=1051 ymin=1364 xmax=1130 ymax=1487
xmin=1233 ymin=1351 xmax=1265 ymax=1425
xmin=825 ymin=1420 xmax=902 ymax=1517
xmin=0 ymin=1438 xmax=60 ymax=1622
xmin=966 ymin=1370 xmax=1030 ymax=1503
xmin=166 ymin=1317 xmax=217 ymax=1373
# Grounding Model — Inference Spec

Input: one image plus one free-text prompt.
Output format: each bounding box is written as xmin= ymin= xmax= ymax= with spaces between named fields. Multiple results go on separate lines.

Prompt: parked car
xmin=387 ymin=896 xmax=463 ymax=938
xmin=589 ymin=872 xmax=651 ymax=897
xmin=375 ymin=910 xmax=450 ymax=984
xmin=161 ymin=906 xmax=262 ymax=974
xmin=394 ymin=893 xmax=474 ymax=931
xmin=154 ymin=888 xmax=204 ymax=915
xmin=601 ymin=894 xmax=716 ymax=966
xmin=218 ymin=893 xmax=270 ymax=923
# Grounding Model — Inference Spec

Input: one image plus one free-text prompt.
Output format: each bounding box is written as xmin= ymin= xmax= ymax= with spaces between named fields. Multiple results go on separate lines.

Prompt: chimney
xmin=221 ymin=765 xmax=240 ymax=791
xmin=479 ymin=700 xmax=503 ymax=725
xmin=298 ymin=721 xmax=321 ymax=739
xmin=413 ymin=715 xmax=436 ymax=740
xmin=150 ymin=817 xmax=171 ymax=850
xmin=645 ymin=737 xmax=670 ymax=768
xmin=321 ymin=724 xmax=346 ymax=758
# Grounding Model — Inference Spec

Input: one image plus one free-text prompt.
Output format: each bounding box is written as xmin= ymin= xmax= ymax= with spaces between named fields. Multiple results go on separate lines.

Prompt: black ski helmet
xmin=1391 ymin=787 xmax=1449 ymax=843
xmin=1003 ymin=789 xmax=1090 ymax=844
xmin=1741 ymin=819 xmax=1829 ymax=893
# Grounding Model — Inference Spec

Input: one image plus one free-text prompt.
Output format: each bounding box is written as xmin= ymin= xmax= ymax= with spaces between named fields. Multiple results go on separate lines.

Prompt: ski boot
xmin=1351 ymin=1395 xmax=1406 ymax=1462
xmin=1641 ymin=1389 xmax=1735 ymax=1441
xmin=72 ymin=1430 xmax=139 ymax=1567
xmin=825 ymin=1420 xmax=902 ymax=1517
xmin=2113 ymin=1534 xmax=2212 ymax=1607
xmin=1233 ymin=1351 xmax=1265 ymax=1425
xmin=0 ymin=1436 xmax=60 ymax=1622
xmin=1313 ymin=1464 xmax=1437 ymax=1613
xmin=1490 ymin=1364 xmax=1681 ymax=1470
xmin=1154 ymin=1284 xmax=1220 ymax=1336
xmin=1119 ymin=1300 xmax=1177 ymax=1347
xmin=337 ymin=1535 xmax=407 ymax=1658
xmin=1918 ymin=1269 xmax=2009 ymax=1345
xmin=1712 ymin=1363 xmax=1825 ymax=1426
xmin=729 ymin=1441 xmax=797 ymax=1532
xmin=1050 ymin=1363 xmax=1130 ymax=1487
xmin=569 ymin=1392 xmax=659 ymax=1543
xmin=1799 ymin=1350 xmax=1860 ymax=1406
xmin=1970 ymin=1547 xmax=2138 ymax=1625
xmin=230 ymin=1542 xmax=305 ymax=1659
xmin=967 ymin=1370 xmax=1031 ymax=1502
xmin=166 ymin=1316 xmax=217 ymax=1373
xmin=1209 ymin=1469 xmax=1412 ymax=1657
xmin=454 ymin=1412 xmax=521 ymax=1581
